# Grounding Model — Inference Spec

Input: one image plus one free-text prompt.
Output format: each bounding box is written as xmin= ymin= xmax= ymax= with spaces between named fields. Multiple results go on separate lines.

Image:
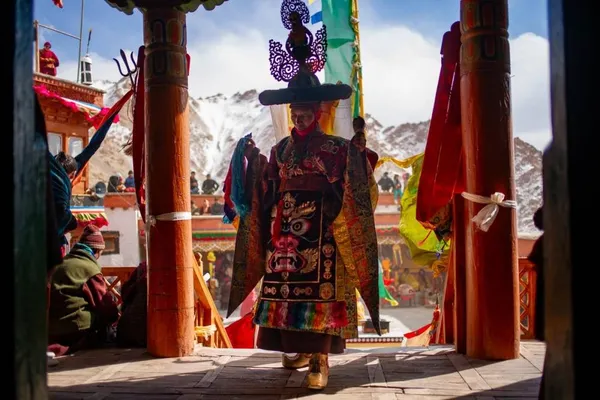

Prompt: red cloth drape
xmin=225 ymin=313 xmax=256 ymax=349
xmin=132 ymin=47 xmax=146 ymax=222
xmin=416 ymin=22 xmax=465 ymax=223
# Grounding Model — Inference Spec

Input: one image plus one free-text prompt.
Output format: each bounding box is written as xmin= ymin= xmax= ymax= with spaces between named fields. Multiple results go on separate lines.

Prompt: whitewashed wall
xmin=99 ymin=207 xmax=140 ymax=267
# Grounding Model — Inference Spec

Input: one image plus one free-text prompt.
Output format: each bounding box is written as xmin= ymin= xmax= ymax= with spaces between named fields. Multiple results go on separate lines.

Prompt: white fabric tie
xmin=461 ymin=192 xmax=517 ymax=232
xmin=145 ymin=211 xmax=192 ymax=233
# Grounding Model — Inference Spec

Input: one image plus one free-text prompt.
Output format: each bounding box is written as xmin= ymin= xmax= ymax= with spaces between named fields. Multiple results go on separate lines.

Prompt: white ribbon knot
xmin=145 ymin=211 xmax=192 ymax=234
xmin=461 ymin=192 xmax=517 ymax=232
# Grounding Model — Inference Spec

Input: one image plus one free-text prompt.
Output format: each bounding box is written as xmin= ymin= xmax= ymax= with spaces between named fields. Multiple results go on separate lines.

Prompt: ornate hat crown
xmin=258 ymin=0 xmax=353 ymax=106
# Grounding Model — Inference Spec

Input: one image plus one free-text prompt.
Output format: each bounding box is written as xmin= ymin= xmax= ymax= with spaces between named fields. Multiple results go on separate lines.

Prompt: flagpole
xmin=76 ymin=0 xmax=85 ymax=83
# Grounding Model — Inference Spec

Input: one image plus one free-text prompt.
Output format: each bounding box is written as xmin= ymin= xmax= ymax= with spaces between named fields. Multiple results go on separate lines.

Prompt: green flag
xmin=321 ymin=0 xmax=362 ymax=117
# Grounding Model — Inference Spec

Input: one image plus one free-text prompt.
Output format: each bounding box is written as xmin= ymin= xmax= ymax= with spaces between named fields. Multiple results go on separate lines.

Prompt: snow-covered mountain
xmin=90 ymin=78 xmax=543 ymax=234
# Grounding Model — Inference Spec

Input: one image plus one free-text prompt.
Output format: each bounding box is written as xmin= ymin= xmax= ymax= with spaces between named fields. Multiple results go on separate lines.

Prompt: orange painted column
xmin=144 ymin=7 xmax=195 ymax=357
xmin=460 ymin=0 xmax=520 ymax=360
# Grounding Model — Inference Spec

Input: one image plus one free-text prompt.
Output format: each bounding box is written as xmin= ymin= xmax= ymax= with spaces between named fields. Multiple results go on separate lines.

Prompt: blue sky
xmin=35 ymin=0 xmax=547 ymax=64
xmin=34 ymin=0 xmax=551 ymax=149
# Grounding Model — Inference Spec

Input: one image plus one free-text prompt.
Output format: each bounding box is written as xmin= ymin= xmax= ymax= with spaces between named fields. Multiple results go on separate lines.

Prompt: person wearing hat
xmin=39 ymin=41 xmax=60 ymax=76
xmin=47 ymin=225 xmax=119 ymax=356
xmin=224 ymin=0 xmax=380 ymax=390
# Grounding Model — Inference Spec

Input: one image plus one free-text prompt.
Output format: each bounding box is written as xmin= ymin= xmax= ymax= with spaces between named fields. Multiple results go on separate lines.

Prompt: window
xmin=69 ymin=137 xmax=83 ymax=157
xmin=47 ymin=133 xmax=62 ymax=155
xmin=101 ymin=231 xmax=120 ymax=255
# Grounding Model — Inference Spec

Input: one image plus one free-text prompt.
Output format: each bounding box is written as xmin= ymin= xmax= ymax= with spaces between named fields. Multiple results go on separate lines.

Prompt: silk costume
xmin=225 ymin=1 xmax=381 ymax=352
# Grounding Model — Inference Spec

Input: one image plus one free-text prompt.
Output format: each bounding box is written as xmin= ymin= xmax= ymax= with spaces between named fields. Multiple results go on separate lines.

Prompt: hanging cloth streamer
xmin=461 ymin=192 xmax=517 ymax=232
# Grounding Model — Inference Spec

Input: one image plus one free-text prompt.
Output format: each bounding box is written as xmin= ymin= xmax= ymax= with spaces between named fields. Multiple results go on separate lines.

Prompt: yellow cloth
xmin=283 ymin=101 xmax=340 ymax=136
xmin=374 ymin=153 xmax=422 ymax=171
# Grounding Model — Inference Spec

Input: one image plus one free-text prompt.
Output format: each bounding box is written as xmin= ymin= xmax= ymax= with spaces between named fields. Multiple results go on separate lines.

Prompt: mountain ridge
xmin=89 ymin=78 xmax=543 ymax=234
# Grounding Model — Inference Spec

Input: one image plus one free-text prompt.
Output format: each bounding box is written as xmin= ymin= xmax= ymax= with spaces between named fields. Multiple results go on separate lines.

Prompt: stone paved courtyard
xmin=48 ymin=341 xmax=544 ymax=399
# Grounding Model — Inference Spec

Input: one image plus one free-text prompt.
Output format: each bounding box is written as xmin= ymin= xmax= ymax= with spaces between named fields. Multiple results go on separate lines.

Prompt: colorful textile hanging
xmin=378 ymin=260 xmax=399 ymax=307
xmin=131 ymin=47 xmax=146 ymax=222
xmin=222 ymin=133 xmax=253 ymax=227
xmin=71 ymin=89 xmax=134 ymax=187
xmin=320 ymin=0 xmax=363 ymax=118
xmin=416 ymin=22 xmax=464 ymax=224
xmin=71 ymin=207 xmax=109 ymax=228
xmin=374 ymin=154 xmax=422 ymax=171
xmin=402 ymin=304 xmax=441 ymax=346
xmin=399 ymin=153 xmax=451 ymax=267
xmin=33 ymin=84 xmax=121 ymax=129
xmin=225 ymin=312 xmax=256 ymax=349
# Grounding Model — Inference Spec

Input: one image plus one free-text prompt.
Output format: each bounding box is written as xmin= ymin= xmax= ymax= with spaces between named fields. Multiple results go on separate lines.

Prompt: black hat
xmin=258 ymin=0 xmax=353 ymax=106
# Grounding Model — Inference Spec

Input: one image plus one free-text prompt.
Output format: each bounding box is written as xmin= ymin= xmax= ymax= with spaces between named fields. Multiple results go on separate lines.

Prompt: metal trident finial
xmin=113 ymin=49 xmax=138 ymax=88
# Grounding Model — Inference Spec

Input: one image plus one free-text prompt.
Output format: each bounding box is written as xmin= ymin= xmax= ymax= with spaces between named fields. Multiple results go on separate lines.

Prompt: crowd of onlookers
xmin=190 ymin=171 xmax=220 ymax=195
xmin=100 ymin=169 xmax=407 ymax=203
xmin=377 ymin=171 xmax=411 ymax=204
xmin=87 ymin=171 xmax=225 ymax=217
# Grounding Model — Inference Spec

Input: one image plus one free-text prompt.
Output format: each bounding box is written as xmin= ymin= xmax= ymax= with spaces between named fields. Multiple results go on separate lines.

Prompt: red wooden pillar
xmin=144 ymin=7 xmax=195 ymax=357
xmin=460 ymin=0 xmax=520 ymax=360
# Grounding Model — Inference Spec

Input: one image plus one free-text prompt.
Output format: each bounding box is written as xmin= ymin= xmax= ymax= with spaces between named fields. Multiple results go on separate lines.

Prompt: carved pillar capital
xmin=460 ymin=0 xmax=510 ymax=74
xmin=143 ymin=7 xmax=188 ymax=88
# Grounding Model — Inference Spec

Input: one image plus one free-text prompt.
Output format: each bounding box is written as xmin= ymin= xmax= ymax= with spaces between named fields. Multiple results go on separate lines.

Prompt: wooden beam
xmin=459 ymin=0 xmax=520 ymax=360
xmin=144 ymin=7 xmax=195 ymax=357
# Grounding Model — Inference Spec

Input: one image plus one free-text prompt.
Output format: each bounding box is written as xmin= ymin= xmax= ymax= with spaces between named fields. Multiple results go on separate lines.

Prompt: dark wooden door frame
xmin=9 ymin=0 xmax=49 ymax=398
xmin=543 ymin=0 xmax=593 ymax=398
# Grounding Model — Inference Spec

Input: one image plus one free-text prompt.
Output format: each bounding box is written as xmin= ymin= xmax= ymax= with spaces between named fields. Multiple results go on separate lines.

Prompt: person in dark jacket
xmin=116 ymin=262 xmax=148 ymax=347
xmin=36 ymin=93 xmax=65 ymax=367
xmin=378 ymin=172 xmax=394 ymax=192
xmin=202 ymin=174 xmax=220 ymax=194
xmin=47 ymin=225 xmax=119 ymax=356
xmin=124 ymin=170 xmax=136 ymax=192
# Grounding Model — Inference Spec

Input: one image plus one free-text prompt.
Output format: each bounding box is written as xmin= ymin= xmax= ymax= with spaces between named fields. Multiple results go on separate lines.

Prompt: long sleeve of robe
xmin=74 ymin=113 xmax=118 ymax=174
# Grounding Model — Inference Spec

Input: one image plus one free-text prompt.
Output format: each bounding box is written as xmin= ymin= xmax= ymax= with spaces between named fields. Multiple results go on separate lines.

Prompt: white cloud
xmin=57 ymin=50 xmax=135 ymax=85
xmin=63 ymin=24 xmax=551 ymax=150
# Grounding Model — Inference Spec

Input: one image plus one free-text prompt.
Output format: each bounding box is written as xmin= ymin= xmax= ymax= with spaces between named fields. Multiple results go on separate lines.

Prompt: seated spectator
xmin=47 ymin=225 xmax=119 ymax=356
xmin=190 ymin=171 xmax=199 ymax=194
xmin=210 ymin=197 xmax=224 ymax=215
xmin=108 ymin=175 xmax=120 ymax=192
xmin=117 ymin=262 xmax=147 ymax=347
xmin=201 ymin=199 xmax=211 ymax=215
xmin=202 ymin=174 xmax=220 ymax=195
xmin=124 ymin=170 xmax=136 ymax=192
xmin=116 ymin=175 xmax=126 ymax=192
xmin=191 ymin=200 xmax=201 ymax=216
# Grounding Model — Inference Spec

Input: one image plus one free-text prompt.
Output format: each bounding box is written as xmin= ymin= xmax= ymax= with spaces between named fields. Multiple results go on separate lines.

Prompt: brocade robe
xmin=228 ymin=128 xmax=382 ymax=341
